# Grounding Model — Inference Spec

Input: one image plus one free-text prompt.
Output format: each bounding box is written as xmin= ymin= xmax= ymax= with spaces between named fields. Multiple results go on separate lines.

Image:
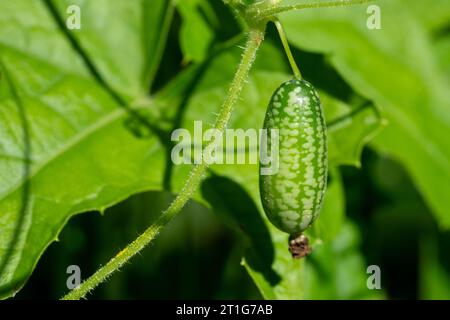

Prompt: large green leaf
xmin=0 ymin=0 xmax=172 ymax=298
xmin=281 ymin=0 xmax=450 ymax=227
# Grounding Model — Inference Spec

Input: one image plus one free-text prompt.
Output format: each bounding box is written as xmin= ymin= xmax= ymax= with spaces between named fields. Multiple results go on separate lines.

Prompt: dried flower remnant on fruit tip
xmin=288 ymin=234 xmax=312 ymax=259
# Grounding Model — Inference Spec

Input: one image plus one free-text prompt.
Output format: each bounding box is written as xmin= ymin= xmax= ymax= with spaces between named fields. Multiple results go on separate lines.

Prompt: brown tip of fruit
xmin=288 ymin=234 xmax=312 ymax=259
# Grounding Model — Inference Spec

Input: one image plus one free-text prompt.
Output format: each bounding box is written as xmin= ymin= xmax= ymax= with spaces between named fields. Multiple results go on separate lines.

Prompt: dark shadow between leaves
xmin=201 ymin=175 xmax=281 ymax=286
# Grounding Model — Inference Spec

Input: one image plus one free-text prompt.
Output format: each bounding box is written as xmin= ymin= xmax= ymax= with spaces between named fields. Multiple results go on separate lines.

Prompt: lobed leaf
xmin=0 ymin=0 xmax=171 ymax=298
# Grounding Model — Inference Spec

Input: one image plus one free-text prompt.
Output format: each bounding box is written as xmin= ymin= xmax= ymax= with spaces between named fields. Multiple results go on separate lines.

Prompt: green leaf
xmin=0 ymin=0 xmax=172 ymax=298
xmin=281 ymin=0 xmax=450 ymax=227
xmin=322 ymin=93 xmax=385 ymax=167
xmin=177 ymin=0 xmax=214 ymax=63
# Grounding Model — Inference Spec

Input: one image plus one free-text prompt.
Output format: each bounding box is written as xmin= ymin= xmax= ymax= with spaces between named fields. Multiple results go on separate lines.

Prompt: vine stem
xmin=61 ymin=26 xmax=266 ymax=300
xmin=255 ymin=0 xmax=374 ymax=18
xmin=273 ymin=20 xmax=301 ymax=79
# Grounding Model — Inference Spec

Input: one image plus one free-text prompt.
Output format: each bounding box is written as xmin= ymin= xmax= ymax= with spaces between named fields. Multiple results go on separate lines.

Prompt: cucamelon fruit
xmin=259 ymin=78 xmax=328 ymax=258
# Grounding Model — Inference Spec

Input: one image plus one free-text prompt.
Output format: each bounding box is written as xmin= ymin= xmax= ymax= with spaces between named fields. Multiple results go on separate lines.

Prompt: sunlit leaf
xmin=0 ymin=0 xmax=172 ymax=298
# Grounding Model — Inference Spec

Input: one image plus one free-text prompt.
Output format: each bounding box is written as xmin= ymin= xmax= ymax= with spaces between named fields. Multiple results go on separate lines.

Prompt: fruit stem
xmin=61 ymin=26 xmax=266 ymax=300
xmin=274 ymin=19 xmax=302 ymax=79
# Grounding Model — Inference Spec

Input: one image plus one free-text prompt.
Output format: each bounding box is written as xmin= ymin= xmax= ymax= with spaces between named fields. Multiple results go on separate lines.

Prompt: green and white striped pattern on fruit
xmin=259 ymin=78 xmax=328 ymax=236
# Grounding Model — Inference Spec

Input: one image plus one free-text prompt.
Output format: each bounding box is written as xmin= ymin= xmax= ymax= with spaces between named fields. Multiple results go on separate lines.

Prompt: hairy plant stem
xmin=61 ymin=26 xmax=266 ymax=300
xmin=255 ymin=0 xmax=374 ymax=19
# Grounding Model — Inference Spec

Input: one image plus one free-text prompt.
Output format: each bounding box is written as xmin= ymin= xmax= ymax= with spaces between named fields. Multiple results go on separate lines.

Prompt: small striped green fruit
xmin=259 ymin=78 xmax=328 ymax=255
